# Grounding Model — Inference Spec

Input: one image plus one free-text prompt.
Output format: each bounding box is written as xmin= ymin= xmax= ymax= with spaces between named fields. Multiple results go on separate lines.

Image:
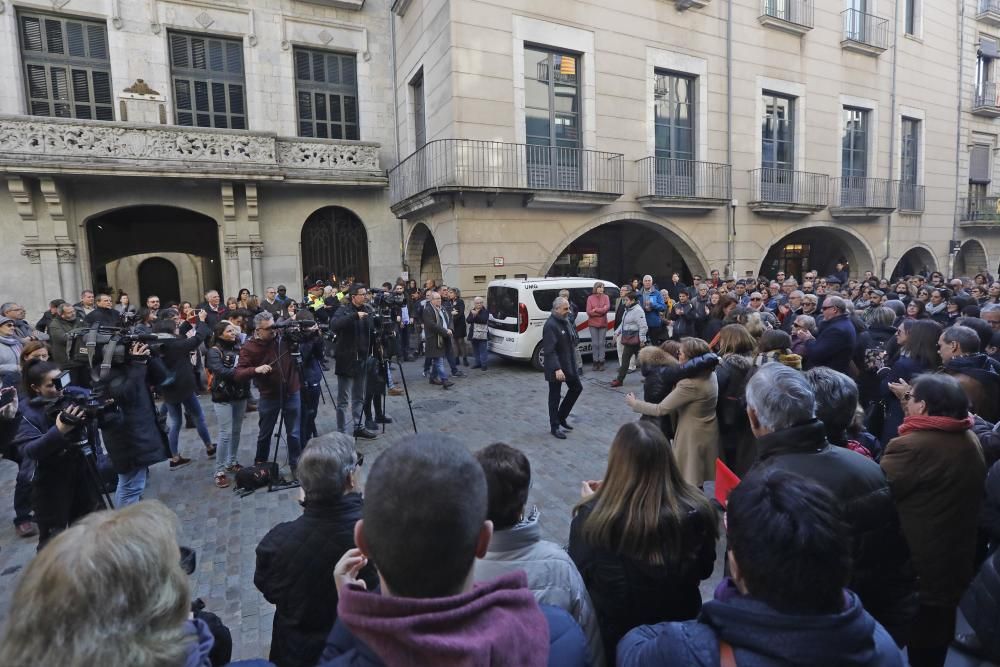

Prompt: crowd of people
xmin=0 ymin=264 xmax=999 ymax=667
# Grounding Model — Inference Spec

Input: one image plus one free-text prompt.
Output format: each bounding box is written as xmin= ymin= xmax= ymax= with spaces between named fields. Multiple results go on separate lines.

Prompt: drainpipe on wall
xmin=726 ymin=0 xmax=735 ymax=279
xmin=881 ymin=0 xmax=901 ymax=278
xmin=388 ymin=0 xmax=405 ymax=274
xmin=950 ymin=0 xmax=968 ymax=279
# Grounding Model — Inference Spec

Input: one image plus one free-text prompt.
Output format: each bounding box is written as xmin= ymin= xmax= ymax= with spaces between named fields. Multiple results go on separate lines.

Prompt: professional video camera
xmin=369 ymin=288 xmax=402 ymax=339
xmin=42 ymin=373 xmax=114 ymax=426
xmin=66 ymin=324 xmax=173 ymax=380
xmin=271 ymin=318 xmax=322 ymax=348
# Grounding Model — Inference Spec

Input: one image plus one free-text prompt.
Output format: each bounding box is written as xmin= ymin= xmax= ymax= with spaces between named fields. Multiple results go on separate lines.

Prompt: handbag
xmin=621 ymin=326 xmax=641 ymax=347
xmin=472 ymin=323 xmax=488 ymax=340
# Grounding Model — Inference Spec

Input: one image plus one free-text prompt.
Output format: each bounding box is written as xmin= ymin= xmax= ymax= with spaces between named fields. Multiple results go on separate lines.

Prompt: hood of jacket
xmin=337 ymin=570 xmax=549 ymax=667
xmin=756 ymin=418 xmax=828 ymax=460
xmin=181 ymin=618 xmax=215 ymax=667
xmin=486 ymin=508 xmax=543 ymax=554
xmin=945 ymin=353 xmax=1000 ymax=386
xmin=701 ymin=580 xmax=885 ymax=667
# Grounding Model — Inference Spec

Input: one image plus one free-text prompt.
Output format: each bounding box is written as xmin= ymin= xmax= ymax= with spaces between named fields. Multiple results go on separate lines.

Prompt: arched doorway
xmin=138 ymin=257 xmax=180 ymax=305
xmin=891 ymin=246 xmax=937 ymax=279
xmin=954 ymin=239 xmax=989 ymax=277
xmin=406 ymin=223 xmax=442 ymax=286
xmin=759 ymin=227 xmax=874 ymax=281
xmin=545 ymin=219 xmax=703 ymax=285
xmin=301 ymin=206 xmax=369 ymax=284
xmin=86 ymin=206 xmax=222 ymax=304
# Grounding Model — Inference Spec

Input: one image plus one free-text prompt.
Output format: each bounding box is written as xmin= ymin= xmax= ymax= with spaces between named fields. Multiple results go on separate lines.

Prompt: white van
xmin=487 ymin=277 xmax=621 ymax=370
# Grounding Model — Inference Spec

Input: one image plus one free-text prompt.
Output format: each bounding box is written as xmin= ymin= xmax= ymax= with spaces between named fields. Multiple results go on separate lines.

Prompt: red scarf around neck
xmin=897 ymin=414 xmax=974 ymax=437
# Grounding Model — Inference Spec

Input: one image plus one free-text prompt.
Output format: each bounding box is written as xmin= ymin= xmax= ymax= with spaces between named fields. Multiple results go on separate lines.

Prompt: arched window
xmin=301 ymin=207 xmax=369 ymax=284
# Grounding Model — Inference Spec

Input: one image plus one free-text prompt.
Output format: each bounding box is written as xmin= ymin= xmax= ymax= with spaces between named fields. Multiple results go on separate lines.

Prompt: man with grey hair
xmin=255 ymin=432 xmax=376 ymax=667
xmin=795 ymin=295 xmax=856 ymax=374
xmin=235 ymin=310 xmax=303 ymax=469
xmin=543 ymin=296 xmax=582 ymax=439
xmin=982 ymin=302 xmax=1000 ymax=332
xmin=747 ymin=363 xmax=917 ymax=644
xmin=779 ymin=290 xmax=805 ymax=333
xmin=805 ymin=367 xmax=879 ymax=458
xmin=638 ymin=274 xmax=667 ymax=345
xmin=939 ymin=325 xmax=1000 ymax=422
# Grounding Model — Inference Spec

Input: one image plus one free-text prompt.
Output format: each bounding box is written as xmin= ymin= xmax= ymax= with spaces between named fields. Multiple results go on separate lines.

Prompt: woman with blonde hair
xmin=0 ymin=500 xmax=246 ymax=666
xmin=569 ymin=421 xmax=717 ymax=663
xmin=625 ymin=337 xmax=719 ymax=486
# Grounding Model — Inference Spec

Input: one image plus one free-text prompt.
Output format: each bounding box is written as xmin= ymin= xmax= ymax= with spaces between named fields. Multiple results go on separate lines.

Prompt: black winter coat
xmin=255 ymin=493 xmax=377 ymax=667
xmin=960 ymin=549 xmax=1000 ymax=662
xmin=982 ymin=459 xmax=1000 ymax=550
xmin=99 ymin=361 xmax=170 ymax=473
xmin=754 ymin=420 xmax=918 ymax=644
xmin=715 ymin=355 xmax=757 ymax=477
xmin=159 ymin=323 xmax=211 ymax=404
xmin=330 ymin=304 xmax=374 ymax=378
xmin=569 ymin=499 xmax=716 ymax=663
xmin=642 ymin=362 xmax=683 ymax=438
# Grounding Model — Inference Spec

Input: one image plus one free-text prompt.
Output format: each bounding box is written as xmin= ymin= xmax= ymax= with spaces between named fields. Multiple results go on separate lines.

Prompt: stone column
xmin=251 ymin=243 xmax=264 ymax=295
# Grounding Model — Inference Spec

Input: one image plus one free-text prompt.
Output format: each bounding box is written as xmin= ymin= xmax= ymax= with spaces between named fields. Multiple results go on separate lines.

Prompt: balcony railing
xmin=960 ymin=197 xmax=1000 ymax=224
xmin=0 ymin=114 xmax=386 ymax=184
xmin=978 ymin=0 xmax=1000 ymax=27
xmin=898 ymin=183 xmax=925 ymax=213
xmin=636 ymin=157 xmax=731 ymax=209
xmin=973 ymin=82 xmax=1000 ymax=117
xmin=841 ymin=8 xmax=889 ymax=54
xmin=748 ymin=167 xmax=828 ymax=214
xmin=830 ymin=176 xmax=898 ymax=216
xmin=389 ymin=139 xmax=624 ymax=214
xmin=759 ymin=0 xmax=814 ymax=32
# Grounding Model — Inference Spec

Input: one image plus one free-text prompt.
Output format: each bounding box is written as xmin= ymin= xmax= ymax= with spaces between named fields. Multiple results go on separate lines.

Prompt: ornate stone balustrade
xmin=0 ymin=115 xmax=386 ymax=186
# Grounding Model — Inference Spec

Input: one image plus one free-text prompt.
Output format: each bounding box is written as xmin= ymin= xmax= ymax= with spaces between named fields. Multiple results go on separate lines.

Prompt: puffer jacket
xmin=615 ymin=303 xmax=648 ymax=343
xmin=474 ymin=511 xmax=605 ymax=667
xmin=959 ymin=549 xmax=1000 ymax=662
xmin=0 ymin=335 xmax=21 ymax=375
xmin=754 ymin=419 xmax=918 ymax=645
xmin=715 ymin=354 xmax=757 ymax=477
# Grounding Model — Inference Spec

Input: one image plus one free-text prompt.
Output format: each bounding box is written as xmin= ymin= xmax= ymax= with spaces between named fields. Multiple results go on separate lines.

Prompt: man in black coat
xmin=255 ymin=433 xmax=377 ymax=667
xmin=797 ymin=295 xmax=857 ymax=374
xmin=746 ymin=363 xmax=918 ymax=646
xmin=543 ymin=297 xmax=582 ymax=440
xmin=330 ymin=284 xmax=377 ymax=439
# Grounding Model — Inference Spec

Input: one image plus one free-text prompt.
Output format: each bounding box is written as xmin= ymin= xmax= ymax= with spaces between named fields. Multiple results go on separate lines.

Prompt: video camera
xmin=43 ymin=372 xmax=113 ymax=429
xmin=66 ymin=325 xmax=172 ymax=379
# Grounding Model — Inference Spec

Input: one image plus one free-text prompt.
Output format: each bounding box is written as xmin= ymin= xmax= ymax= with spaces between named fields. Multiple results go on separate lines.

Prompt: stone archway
xmin=301 ymin=206 xmax=369 ymax=285
xmin=891 ymin=245 xmax=938 ymax=279
xmin=405 ymin=222 xmax=442 ymax=286
xmin=541 ymin=212 xmax=710 ymax=286
xmin=85 ymin=205 xmax=222 ymax=300
xmin=137 ymin=257 xmax=181 ymax=305
xmin=954 ymin=239 xmax=989 ymax=277
xmin=758 ymin=225 xmax=876 ymax=281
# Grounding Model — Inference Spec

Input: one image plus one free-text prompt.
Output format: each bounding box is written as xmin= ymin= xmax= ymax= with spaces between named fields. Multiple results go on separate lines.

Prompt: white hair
xmin=746 ymin=363 xmax=815 ymax=432
xmin=552 ymin=296 xmax=569 ymax=310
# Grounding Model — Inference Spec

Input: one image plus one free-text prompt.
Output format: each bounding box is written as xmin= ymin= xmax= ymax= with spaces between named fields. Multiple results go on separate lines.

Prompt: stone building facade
xmin=3 ymin=0 xmax=1000 ymax=315
xmin=389 ymin=0 xmax=1000 ymax=291
xmin=0 ymin=0 xmax=398 ymax=312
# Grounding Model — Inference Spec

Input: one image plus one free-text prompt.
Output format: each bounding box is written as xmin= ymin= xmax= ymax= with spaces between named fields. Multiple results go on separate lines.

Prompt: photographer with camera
xmin=11 ymin=359 xmax=99 ymax=549
xmin=235 ymin=311 xmax=303 ymax=471
xmin=330 ymin=284 xmax=378 ymax=439
xmin=206 ymin=321 xmax=251 ymax=489
xmin=154 ymin=308 xmax=216 ymax=469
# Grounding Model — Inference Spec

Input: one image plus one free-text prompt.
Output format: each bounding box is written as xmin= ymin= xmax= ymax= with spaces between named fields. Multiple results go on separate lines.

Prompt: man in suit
xmin=543 ymin=297 xmax=582 ymax=440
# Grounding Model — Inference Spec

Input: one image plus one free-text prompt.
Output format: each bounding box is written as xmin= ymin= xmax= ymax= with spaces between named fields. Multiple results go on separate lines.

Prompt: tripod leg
xmin=394 ymin=358 xmax=419 ymax=434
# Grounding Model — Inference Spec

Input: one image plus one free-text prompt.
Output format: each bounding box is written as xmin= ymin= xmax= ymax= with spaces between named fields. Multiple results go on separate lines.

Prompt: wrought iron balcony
xmin=0 ymin=115 xmax=386 ymax=185
xmin=388 ymin=139 xmax=624 ymax=217
xmin=960 ymin=196 xmax=1000 ymax=225
xmin=898 ymin=183 xmax=925 ymax=213
xmin=973 ymin=82 xmax=1000 ymax=117
xmin=830 ymin=177 xmax=898 ymax=217
xmin=978 ymin=0 xmax=1000 ymax=27
xmin=636 ymin=157 xmax=731 ymax=212
xmin=748 ymin=168 xmax=828 ymax=215
xmin=759 ymin=0 xmax=814 ymax=34
xmin=841 ymin=8 xmax=889 ymax=55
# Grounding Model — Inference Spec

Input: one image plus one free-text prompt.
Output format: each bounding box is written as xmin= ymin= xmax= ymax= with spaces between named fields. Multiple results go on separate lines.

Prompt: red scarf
xmin=897 ymin=414 xmax=974 ymax=436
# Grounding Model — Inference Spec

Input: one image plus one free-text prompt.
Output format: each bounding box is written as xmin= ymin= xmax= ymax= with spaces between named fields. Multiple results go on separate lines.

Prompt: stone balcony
xmin=0 ymin=115 xmax=387 ymax=187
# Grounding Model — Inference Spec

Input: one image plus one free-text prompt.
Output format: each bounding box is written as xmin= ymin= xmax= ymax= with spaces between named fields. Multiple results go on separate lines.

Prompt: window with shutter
xmin=411 ymin=70 xmax=425 ymax=149
xmin=168 ymin=31 xmax=247 ymax=130
xmin=18 ymin=11 xmax=113 ymax=121
xmin=970 ymin=144 xmax=992 ymax=184
xmin=293 ymin=47 xmax=360 ymax=141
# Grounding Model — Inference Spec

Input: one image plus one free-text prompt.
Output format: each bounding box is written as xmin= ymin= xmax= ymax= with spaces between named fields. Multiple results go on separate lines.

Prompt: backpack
xmin=234 ymin=461 xmax=279 ymax=492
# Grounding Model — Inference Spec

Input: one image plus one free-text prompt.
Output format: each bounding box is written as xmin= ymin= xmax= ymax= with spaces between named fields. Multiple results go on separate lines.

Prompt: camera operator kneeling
xmin=12 ymin=359 xmax=99 ymax=549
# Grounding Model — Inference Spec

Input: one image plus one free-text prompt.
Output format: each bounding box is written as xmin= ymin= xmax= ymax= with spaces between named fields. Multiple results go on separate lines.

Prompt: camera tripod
xmin=263 ymin=333 xmax=303 ymax=493
xmin=353 ymin=326 xmax=418 ymax=443
xmin=67 ymin=426 xmax=115 ymax=511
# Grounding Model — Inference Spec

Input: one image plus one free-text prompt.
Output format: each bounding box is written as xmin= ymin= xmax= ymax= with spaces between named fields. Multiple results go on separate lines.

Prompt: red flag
xmin=715 ymin=458 xmax=740 ymax=509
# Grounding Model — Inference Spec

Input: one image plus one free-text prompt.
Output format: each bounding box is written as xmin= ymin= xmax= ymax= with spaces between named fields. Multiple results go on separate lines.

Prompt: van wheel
xmin=531 ymin=342 xmax=545 ymax=372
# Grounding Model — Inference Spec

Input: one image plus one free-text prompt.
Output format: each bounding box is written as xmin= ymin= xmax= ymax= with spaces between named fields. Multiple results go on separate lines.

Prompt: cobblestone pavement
xmin=0 ymin=354 xmax=723 ymax=660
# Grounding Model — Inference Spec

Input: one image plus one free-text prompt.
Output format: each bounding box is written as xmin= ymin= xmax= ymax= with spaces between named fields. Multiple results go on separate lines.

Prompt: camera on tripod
xmin=43 ymin=372 xmax=113 ymax=428
xmin=369 ymin=289 xmax=402 ymax=338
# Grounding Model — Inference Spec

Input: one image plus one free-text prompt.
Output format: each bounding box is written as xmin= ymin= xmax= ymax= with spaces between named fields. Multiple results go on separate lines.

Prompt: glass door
xmin=525 ymin=46 xmax=580 ymax=190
